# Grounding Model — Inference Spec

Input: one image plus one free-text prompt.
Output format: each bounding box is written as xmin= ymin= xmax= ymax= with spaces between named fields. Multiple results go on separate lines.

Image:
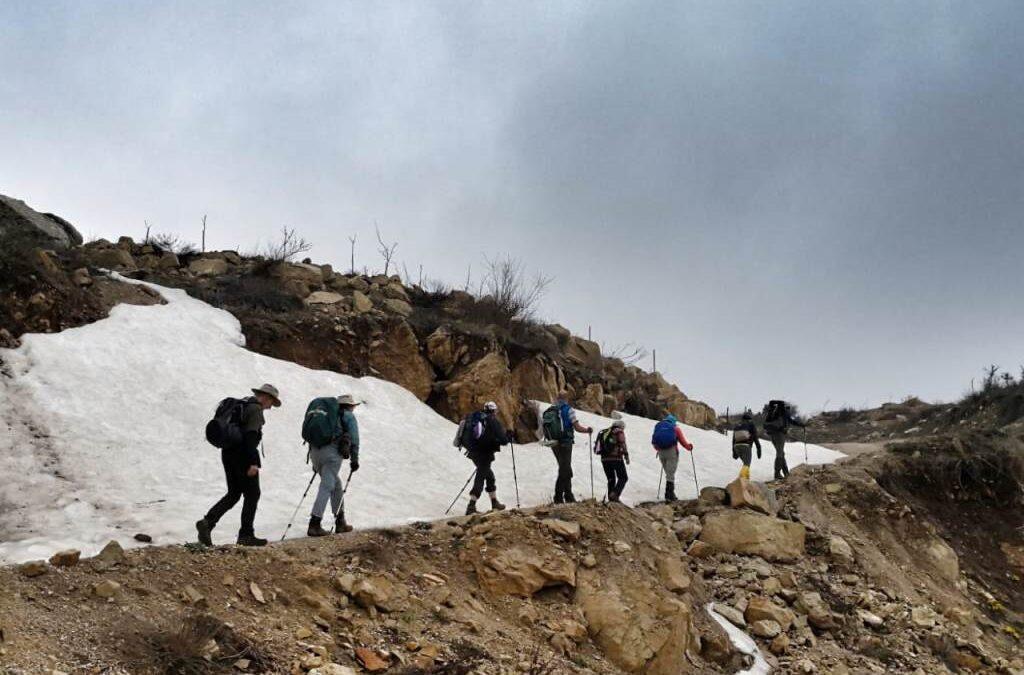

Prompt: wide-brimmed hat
xmin=337 ymin=394 xmax=361 ymax=407
xmin=251 ymin=383 xmax=281 ymax=407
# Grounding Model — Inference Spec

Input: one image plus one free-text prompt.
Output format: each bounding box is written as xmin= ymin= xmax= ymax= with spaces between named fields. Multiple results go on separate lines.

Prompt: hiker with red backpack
xmin=197 ymin=383 xmax=281 ymax=547
xmin=454 ymin=401 xmax=511 ymax=515
xmin=594 ymin=419 xmax=630 ymax=502
xmin=650 ymin=414 xmax=693 ymax=502
xmin=762 ymin=400 xmax=805 ymax=480
xmin=302 ymin=394 xmax=361 ymax=536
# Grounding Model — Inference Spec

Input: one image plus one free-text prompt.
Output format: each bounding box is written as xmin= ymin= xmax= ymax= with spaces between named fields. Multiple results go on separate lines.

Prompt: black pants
xmin=551 ymin=442 xmax=574 ymax=500
xmin=205 ymin=450 xmax=261 ymax=536
xmin=602 ymin=459 xmax=628 ymax=498
xmin=735 ymin=444 xmax=753 ymax=467
xmin=770 ymin=432 xmax=789 ymax=479
xmin=469 ymin=452 xmax=496 ymax=498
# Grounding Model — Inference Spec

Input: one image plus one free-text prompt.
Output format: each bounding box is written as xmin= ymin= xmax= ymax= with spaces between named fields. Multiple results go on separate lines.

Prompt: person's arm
xmin=616 ymin=428 xmax=630 ymax=462
xmin=240 ymin=402 xmax=264 ymax=470
xmin=567 ymin=406 xmax=592 ymax=434
xmin=675 ymin=426 xmax=694 ymax=451
xmin=347 ymin=412 xmax=360 ymax=468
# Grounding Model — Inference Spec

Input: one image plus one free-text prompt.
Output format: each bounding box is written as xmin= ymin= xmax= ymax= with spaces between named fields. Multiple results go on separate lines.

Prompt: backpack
xmin=651 ymin=420 xmax=677 ymax=449
xmin=455 ymin=411 xmax=486 ymax=451
xmin=733 ymin=427 xmax=753 ymax=446
xmin=302 ymin=397 xmax=344 ymax=449
xmin=763 ymin=400 xmax=787 ymax=433
xmin=205 ymin=397 xmax=247 ymax=449
xmin=541 ymin=404 xmax=571 ymax=444
xmin=594 ymin=427 xmax=620 ymax=456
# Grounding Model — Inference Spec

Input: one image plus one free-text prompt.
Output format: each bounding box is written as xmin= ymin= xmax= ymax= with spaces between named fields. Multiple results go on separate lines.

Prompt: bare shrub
xmin=262 ymin=227 xmax=312 ymax=262
xmin=132 ymin=611 xmax=272 ymax=674
xmin=475 ymin=255 xmax=552 ymax=325
xmin=147 ymin=232 xmax=198 ymax=256
xmin=604 ymin=342 xmax=649 ymax=365
xmin=375 ymin=225 xmax=398 ymax=276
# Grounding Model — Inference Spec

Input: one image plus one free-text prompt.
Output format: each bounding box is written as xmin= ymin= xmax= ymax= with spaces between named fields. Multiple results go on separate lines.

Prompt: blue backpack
xmin=651 ymin=420 xmax=677 ymax=449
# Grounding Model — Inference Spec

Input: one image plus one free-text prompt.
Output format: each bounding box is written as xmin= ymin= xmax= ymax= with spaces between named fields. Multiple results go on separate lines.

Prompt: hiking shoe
xmin=609 ymin=492 xmax=620 ymax=503
xmin=564 ymin=493 xmax=577 ymax=504
xmin=195 ymin=519 xmax=213 ymax=547
xmin=553 ymin=494 xmax=565 ymax=505
xmin=236 ymin=534 xmax=268 ymax=547
xmin=489 ymin=496 xmax=506 ymax=511
xmin=335 ymin=519 xmax=354 ymax=534
xmin=307 ymin=516 xmax=330 ymax=538
xmin=465 ymin=500 xmax=478 ymax=516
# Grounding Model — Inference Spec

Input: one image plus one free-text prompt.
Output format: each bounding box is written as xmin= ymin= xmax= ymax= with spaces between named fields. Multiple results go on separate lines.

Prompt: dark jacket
xmin=229 ymin=397 xmax=264 ymax=468
xmin=472 ymin=412 xmax=510 ymax=456
xmin=595 ymin=427 xmax=629 ymax=461
xmin=732 ymin=420 xmax=762 ymax=453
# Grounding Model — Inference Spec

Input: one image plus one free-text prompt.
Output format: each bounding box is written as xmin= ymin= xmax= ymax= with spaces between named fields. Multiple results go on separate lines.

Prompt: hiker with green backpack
xmin=541 ymin=393 xmax=593 ymax=504
xmin=302 ymin=394 xmax=361 ymax=536
xmin=594 ymin=419 xmax=630 ymax=502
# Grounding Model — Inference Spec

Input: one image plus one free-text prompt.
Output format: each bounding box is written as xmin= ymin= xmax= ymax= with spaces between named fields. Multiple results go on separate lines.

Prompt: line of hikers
xmin=192 ymin=383 xmax=805 ymax=545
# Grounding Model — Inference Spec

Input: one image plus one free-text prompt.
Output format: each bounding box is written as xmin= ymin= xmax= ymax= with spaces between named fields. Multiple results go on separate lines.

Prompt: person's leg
xmin=467 ymin=454 xmax=486 ymax=514
xmin=602 ymin=460 xmax=616 ymax=498
xmin=616 ymin=461 xmax=628 ymax=498
xmin=483 ymin=457 xmax=504 ymax=510
xmin=771 ymin=433 xmax=788 ymax=479
xmin=661 ymin=449 xmax=679 ymax=501
xmin=558 ymin=443 xmax=575 ymax=501
xmin=309 ymin=446 xmax=341 ymax=536
xmin=738 ymin=445 xmax=752 ymax=479
xmin=238 ymin=471 xmax=261 ymax=539
xmin=204 ymin=458 xmax=243 ymax=529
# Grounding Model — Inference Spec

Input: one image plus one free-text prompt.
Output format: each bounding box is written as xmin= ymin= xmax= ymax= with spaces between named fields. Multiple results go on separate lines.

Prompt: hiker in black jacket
xmin=762 ymin=400 xmax=805 ymax=480
xmin=196 ymin=383 xmax=280 ymax=547
xmin=464 ymin=401 xmax=511 ymax=515
xmin=732 ymin=410 xmax=763 ymax=479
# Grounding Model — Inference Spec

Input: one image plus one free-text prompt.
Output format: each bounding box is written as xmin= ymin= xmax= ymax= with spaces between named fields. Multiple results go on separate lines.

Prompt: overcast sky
xmin=2 ymin=1 xmax=1022 ymax=413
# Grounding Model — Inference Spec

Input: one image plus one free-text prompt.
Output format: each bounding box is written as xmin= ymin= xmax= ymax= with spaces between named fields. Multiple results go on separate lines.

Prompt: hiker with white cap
xmin=197 ymin=383 xmax=280 ymax=547
xmin=302 ymin=393 xmax=361 ymax=536
xmin=454 ymin=401 xmax=511 ymax=515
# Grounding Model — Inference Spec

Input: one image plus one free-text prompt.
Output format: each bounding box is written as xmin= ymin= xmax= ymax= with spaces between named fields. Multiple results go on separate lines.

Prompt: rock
xmin=656 ymin=555 xmax=691 ymax=593
xmin=354 ymin=647 xmax=389 ymax=672
xmin=305 ymin=291 xmax=345 ymax=305
xmin=470 ymin=545 xmax=576 ymax=597
xmin=93 ymin=540 xmax=126 ymax=567
xmin=133 ymin=533 xmax=153 ymax=543
xmin=312 ymin=665 xmax=357 ymax=675
xmin=829 ymin=535 xmax=855 ymax=565
xmin=71 ymin=268 xmax=92 ymax=286
xmin=86 ymin=247 xmax=136 ymax=270
xmin=268 ymin=262 xmax=323 ymax=290
xmin=745 ymin=596 xmax=795 ymax=631
xmin=156 ymin=252 xmax=180 ymax=269
xmin=352 ymin=576 xmax=395 ymax=611
xmin=770 ymin=633 xmax=790 ymax=655
xmin=910 ymin=605 xmax=940 ymax=628
xmin=794 ymin=592 xmax=835 ymax=630
xmin=188 ymin=258 xmax=228 ymax=276
xmin=19 ymin=560 xmax=48 ymax=577
xmin=698 ymin=486 xmax=727 ymax=506
xmin=442 ymin=352 xmax=518 ymax=430
xmin=578 ymin=382 xmax=607 ymax=414
xmin=0 ymin=194 xmax=82 ymax=248
xmin=351 ymin=290 xmax=373 ymax=313
xmin=713 ymin=603 xmax=746 ymax=628
xmin=613 ymin=541 xmax=633 ymax=554
xmin=581 ymin=553 xmax=598 ymax=568
xmin=763 ymin=577 xmax=782 ymax=596
xmin=48 ymin=549 xmax=81 ymax=568
xmin=368 ymin=321 xmax=434 ymax=401
xmin=249 ymin=582 xmax=266 ymax=604
xmin=858 ymin=609 xmax=884 ymax=628
xmin=725 ymin=477 xmax=777 ymax=516
xmin=562 ymin=619 xmax=588 ymax=642
xmin=750 ymin=619 xmax=782 ymax=638
xmin=565 ymin=336 xmax=603 ymax=370
xmin=294 ymin=626 xmax=313 ymax=639
xmin=671 ymin=515 xmax=702 ymax=543
xmin=923 ymin=537 xmax=960 ymax=582
xmin=824 ymin=483 xmax=842 ymax=494
xmin=424 ymin=327 xmax=463 ymax=375
xmin=686 ymin=540 xmax=714 ymax=559
xmin=699 ymin=510 xmax=806 ymax=562
xmin=93 ymin=579 xmax=121 ymax=598
xmin=542 ymin=519 xmax=581 ymax=541
xmin=382 ymin=298 xmax=413 ymax=317
xmin=517 ymin=604 xmax=541 ymax=625
xmin=795 ymin=658 xmax=817 ymax=673
xmin=510 ymin=355 xmax=564 ymax=403
xmin=183 ymin=585 xmax=206 ymax=605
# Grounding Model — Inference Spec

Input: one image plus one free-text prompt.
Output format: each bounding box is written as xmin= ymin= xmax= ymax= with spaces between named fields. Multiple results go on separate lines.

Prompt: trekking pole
xmin=331 ymin=469 xmax=355 ymax=524
xmin=588 ymin=431 xmax=595 ymax=501
xmin=804 ymin=427 xmax=809 ymax=464
xmin=445 ymin=470 xmax=477 ymax=515
xmin=657 ymin=467 xmax=664 ymax=500
xmin=510 ymin=442 xmax=521 ymax=508
xmin=689 ymin=448 xmax=700 ymax=495
xmin=281 ymin=472 xmax=317 ymax=542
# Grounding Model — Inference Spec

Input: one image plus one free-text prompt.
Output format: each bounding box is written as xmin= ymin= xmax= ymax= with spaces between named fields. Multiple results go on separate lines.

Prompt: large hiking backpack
xmin=302 ymin=397 xmax=344 ymax=448
xmin=763 ymin=400 xmax=788 ymax=433
xmin=541 ymin=404 xmax=571 ymax=444
xmin=594 ymin=427 xmax=620 ymax=456
xmin=205 ymin=397 xmax=247 ymax=449
xmin=651 ymin=420 xmax=677 ymax=449
xmin=732 ymin=427 xmax=753 ymax=446
xmin=454 ymin=411 xmax=486 ymax=452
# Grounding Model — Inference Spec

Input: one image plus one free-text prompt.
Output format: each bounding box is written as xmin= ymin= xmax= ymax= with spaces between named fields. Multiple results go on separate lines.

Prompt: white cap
xmin=484 ymin=401 xmax=498 ymax=411
xmin=611 ymin=419 xmax=625 ymax=429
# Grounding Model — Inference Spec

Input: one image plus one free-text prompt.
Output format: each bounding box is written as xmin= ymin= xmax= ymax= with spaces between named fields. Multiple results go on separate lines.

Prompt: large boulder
xmin=368 ymin=322 xmax=434 ymax=401
xmin=725 ymin=477 xmax=777 ymax=516
xmin=699 ymin=510 xmax=806 ymax=562
xmin=188 ymin=257 xmax=229 ymax=277
xmin=84 ymin=246 xmax=136 ymax=270
xmin=922 ymin=537 xmax=960 ymax=582
xmin=425 ymin=326 xmax=464 ymax=376
xmin=0 ymin=194 xmax=83 ymax=249
xmin=442 ymin=352 xmax=518 ymax=429
xmin=578 ymin=382 xmax=609 ymax=415
xmin=565 ymin=336 xmax=603 ymax=371
xmin=510 ymin=355 xmax=563 ymax=403
xmin=470 ymin=545 xmax=576 ymax=597
xmin=268 ymin=262 xmax=323 ymax=295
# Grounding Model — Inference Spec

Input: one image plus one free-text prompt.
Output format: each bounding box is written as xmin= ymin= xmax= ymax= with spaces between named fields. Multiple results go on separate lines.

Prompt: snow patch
xmin=708 ymin=602 xmax=772 ymax=674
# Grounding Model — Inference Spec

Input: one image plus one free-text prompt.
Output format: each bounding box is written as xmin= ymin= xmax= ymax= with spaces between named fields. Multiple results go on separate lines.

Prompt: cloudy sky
xmin=2 ymin=1 xmax=1022 ymax=413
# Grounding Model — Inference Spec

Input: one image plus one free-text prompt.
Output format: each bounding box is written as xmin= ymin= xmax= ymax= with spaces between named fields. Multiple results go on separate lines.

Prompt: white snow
xmin=707 ymin=603 xmax=772 ymax=674
xmin=0 ymin=279 xmax=843 ymax=563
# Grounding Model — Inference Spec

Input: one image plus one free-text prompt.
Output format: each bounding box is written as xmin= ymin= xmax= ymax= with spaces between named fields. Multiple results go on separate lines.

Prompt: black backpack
xmin=763 ymin=400 xmax=788 ymax=433
xmin=205 ymin=397 xmax=247 ymax=448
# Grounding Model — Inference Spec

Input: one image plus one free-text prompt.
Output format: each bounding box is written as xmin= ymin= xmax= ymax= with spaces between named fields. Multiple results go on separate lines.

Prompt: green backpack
xmin=542 ymin=404 xmax=571 ymax=444
xmin=302 ymin=397 xmax=343 ymax=448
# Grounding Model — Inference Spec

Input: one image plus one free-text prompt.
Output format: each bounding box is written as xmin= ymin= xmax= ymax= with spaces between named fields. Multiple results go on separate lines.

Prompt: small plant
xmin=147 ymin=232 xmax=198 ymax=256
xmin=262 ymin=226 xmax=312 ymax=262
xmin=375 ymin=225 xmax=398 ymax=276
xmin=132 ymin=611 xmax=272 ymax=674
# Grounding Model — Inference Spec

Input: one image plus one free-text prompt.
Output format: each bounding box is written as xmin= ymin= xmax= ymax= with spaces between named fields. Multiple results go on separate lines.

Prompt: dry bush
xmin=147 ymin=232 xmax=198 ymax=256
xmin=603 ymin=342 xmax=648 ymax=366
xmin=131 ymin=611 xmax=272 ymax=674
xmin=263 ymin=226 xmax=312 ymax=262
xmin=477 ymin=255 xmax=551 ymax=324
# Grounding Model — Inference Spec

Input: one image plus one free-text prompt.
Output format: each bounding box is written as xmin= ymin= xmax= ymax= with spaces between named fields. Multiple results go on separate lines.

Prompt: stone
xmin=93 ymin=579 xmax=121 ymax=598
xmin=656 ymin=555 xmax=691 ymax=593
xmin=713 ymin=603 xmax=746 ymax=628
xmin=183 ymin=585 xmax=206 ymax=605
xmin=250 ymin=582 xmax=266 ymax=604
xmin=442 ymin=351 xmax=518 ymax=430
xmin=725 ymin=477 xmax=777 ymax=515
xmin=269 ymin=261 xmax=323 ymax=289
xmin=745 ymin=596 xmax=795 ymax=631
xmin=671 ymin=515 xmax=702 ymax=543
xmin=352 ymin=576 xmax=395 ymax=611
xmin=0 ymin=194 xmax=82 ymax=248
xmin=795 ymin=592 xmax=835 ymax=630
xmin=698 ymin=486 xmax=727 ymax=506
xmin=93 ymin=540 xmax=126 ymax=567
xmin=510 ymin=355 xmax=564 ymax=403
xmin=86 ymin=247 xmax=136 ymax=270
xmin=471 ymin=545 xmax=576 ymax=597
xmin=923 ymin=537 xmax=960 ymax=582
xmin=382 ymin=298 xmax=413 ymax=317
xmin=824 ymin=483 xmax=842 ymax=494
xmin=133 ymin=533 xmax=153 ymax=543
xmin=305 ymin=291 xmax=345 ymax=305
xmin=770 ymin=633 xmax=791 ymax=655
xmin=188 ymin=258 xmax=228 ymax=276
xmin=763 ymin=577 xmax=782 ymax=596
xmin=910 ymin=605 xmax=940 ymax=628
xmin=19 ymin=560 xmax=48 ymax=577
xmin=312 ymin=665 xmax=357 ymax=675
xmin=829 ymin=535 xmax=855 ymax=565
xmin=351 ymin=290 xmax=373 ymax=313
xmin=699 ymin=510 xmax=806 ymax=562
xmin=71 ymin=268 xmax=92 ymax=286
xmin=382 ymin=282 xmax=409 ymax=301
xmin=613 ymin=541 xmax=633 ymax=554
xmin=581 ymin=553 xmax=598 ymax=568
xmin=48 ymin=549 xmax=81 ymax=568
xmin=858 ymin=609 xmax=884 ymax=628
xmin=686 ymin=540 xmax=714 ymax=559
xmin=562 ymin=619 xmax=588 ymax=642
xmin=354 ymin=647 xmax=389 ymax=672
xmin=750 ymin=619 xmax=782 ymax=638
xmin=295 ymin=626 xmax=313 ymax=639
xmin=368 ymin=321 xmax=434 ymax=401
xmin=542 ymin=519 xmax=581 ymax=541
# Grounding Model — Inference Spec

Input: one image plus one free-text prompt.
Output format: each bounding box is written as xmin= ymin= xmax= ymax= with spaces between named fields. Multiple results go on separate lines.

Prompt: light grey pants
xmin=310 ymin=443 xmax=344 ymax=520
xmin=657 ymin=447 xmax=679 ymax=481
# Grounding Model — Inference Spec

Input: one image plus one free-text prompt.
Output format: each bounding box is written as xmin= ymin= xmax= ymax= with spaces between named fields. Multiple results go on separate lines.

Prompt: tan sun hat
xmin=251 ymin=383 xmax=281 ymax=407
xmin=337 ymin=394 xmax=361 ymax=406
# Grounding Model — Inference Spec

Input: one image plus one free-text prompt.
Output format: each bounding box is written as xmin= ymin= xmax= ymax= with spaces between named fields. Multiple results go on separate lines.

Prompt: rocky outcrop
xmin=699 ymin=510 xmax=806 ymax=562
xmin=368 ymin=321 xmax=434 ymax=401
xmin=0 ymin=194 xmax=83 ymax=249
xmin=439 ymin=351 xmax=517 ymax=429
xmin=725 ymin=477 xmax=777 ymax=516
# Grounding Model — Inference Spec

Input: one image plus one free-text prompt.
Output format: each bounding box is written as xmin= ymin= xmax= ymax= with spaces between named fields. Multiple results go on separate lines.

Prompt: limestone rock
xmin=48 ymin=549 xmax=81 ymax=568
xmin=510 ymin=355 xmax=563 ymax=403
xmin=910 ymin=605 xmax=940 ymax=628
xmin=19 ymin=560 xmax=48 ymax=577
xmin=368 ymin=321 xmax=434 ymax=401
xmin=698 ymin=487 xmax=727 ymax=506
xmin=829 ymin=535 xmax=855 ymax=565
xmin=794 ymin=592 xmax=835 ymax=630
xmin=922 ymin=537 xmax=960 ymax=582
xmin=725 ymin=477 xmax=777 ymax=516
xmin=472 ymin=545 xmax=576 ymax=597
xmin=305 ymin=291 xmax=345 ymax=305
xmin=352 ymin=576 xmax=396 ymax=611
xmin=770 ymin=633 xmax=790 ymax=655
xmin=188 ymin=257 xmax=228 ymax=277
xmin=443 ymin=352 xmax=518 ymax=429
xmin=751 ymin=619 xmax=782 ymax=638
xmin=351 ymin=290 xmax=373 ymax=313
xmin=656 ymin=555 xmax=691 ymax=593
xmin=86 ymin=247 xmax=136 ymax=270
xmin=686 ymin=540 xmax=714 ymax=559
xmin=671 ymin=515 xmax=702 ymax=543
xmin=93 ymin=579 xmax=121 ymax=598
xmin=699 ymin=510 xmax=806 ymax=562
xmin=311 ymin=665 xmax=357 ymax=675
xmin=745 ymin=596 xmax=795 ymax=631
xmin=93 ymin=540 xmax=126 ymax=567
xmin=268 ymin=262 xmax=323 ymax=289
xmin=542 ymin=519 xmax=581 ymax=541
xmin=382 ymin=298 xmax=413 ymax=317
xmin=713 ymin=603 xmax=746 ymax=627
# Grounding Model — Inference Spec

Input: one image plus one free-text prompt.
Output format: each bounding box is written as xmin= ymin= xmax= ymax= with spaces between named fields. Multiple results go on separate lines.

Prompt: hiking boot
xmin=553 ymin=493 xmax=565 ymax=505
xmin=236 ymin=534 xmax=268 ymax=547
xmin=664 ymin=482 xmax=677 ymax=503
xmin=564 ymin=492 xmax=577 ymax=504
xmin=307 ymin=516 xmax=330 ymax=538
xmin=465 ymin=499 xmax=478 ymax=516
xmin=335 ymin=517 xmax=354 ymax=534
xmin=195 ymin=518 xmax=213 ymax=547
xmin=488 ymin=492 xmax=506 ymax=511
xmin=609 ymin=492 xmax=620 ymax=503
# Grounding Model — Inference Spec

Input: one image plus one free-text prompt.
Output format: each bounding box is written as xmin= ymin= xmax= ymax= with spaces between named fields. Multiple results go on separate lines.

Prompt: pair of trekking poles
xmin=445 ymin=442 xmax=522 ymax=515
xmin=280 ymin=467 xmax=354 ymax=542
xmin=656 ymin=447 xmax=701 ymax=499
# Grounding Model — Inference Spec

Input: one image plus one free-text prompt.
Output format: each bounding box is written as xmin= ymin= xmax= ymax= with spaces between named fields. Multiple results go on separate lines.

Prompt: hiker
xmin=732 ymin=410 xmax=762 ymax=479
xmin=304 ymin=394 xmax=361 ymax=537
xmin=594 ymin=419 xmax=630 ymax=502
xmin=650 ymin=414 xmax=693 ymax=502
xmin=456 ymin=401 xmax=510 ymax=515
xmin=196 ymin=383 xmax=280 ymax=547
xmin=762 ymin=399 xmax=806 ymax=480
xmin=542 ymin=393 xmax=593 ymax=504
